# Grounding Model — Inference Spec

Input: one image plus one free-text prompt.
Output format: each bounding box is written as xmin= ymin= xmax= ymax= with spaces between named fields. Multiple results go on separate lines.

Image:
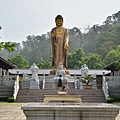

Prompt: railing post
xmin=42 ymin=73 xmax=45 ymax=89
xmin=74 ymin=73 xmax=77 ymax=89
xmin=13 ymin=75 xmax=19 ymax=100
xmin=102 ymin=73 xmax=109 ymax=100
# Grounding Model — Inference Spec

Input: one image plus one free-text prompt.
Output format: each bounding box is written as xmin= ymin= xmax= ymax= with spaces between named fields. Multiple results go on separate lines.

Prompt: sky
xmin=0 ymin=0 xmax=120 ymax=43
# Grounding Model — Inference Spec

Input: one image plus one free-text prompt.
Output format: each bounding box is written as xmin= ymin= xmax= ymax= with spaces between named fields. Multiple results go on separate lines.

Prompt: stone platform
xmin=21 ymin=103 xmax=120 ymax=120
xmin=44 ymin=95 xmax=82 ymax=103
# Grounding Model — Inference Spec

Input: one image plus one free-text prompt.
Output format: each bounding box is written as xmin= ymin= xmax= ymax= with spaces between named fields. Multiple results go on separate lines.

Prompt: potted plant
xmin=79 ymin=75 xmax=96 ymax=89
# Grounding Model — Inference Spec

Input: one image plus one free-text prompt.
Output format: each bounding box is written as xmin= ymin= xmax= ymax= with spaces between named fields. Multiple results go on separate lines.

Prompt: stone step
xmin=16 ymin=88 xmax=106 ymax=103
xmin=17 ymin=97 xmax=106 ymax=103
xmin=17 ymin=89 xmax=103 ymax=94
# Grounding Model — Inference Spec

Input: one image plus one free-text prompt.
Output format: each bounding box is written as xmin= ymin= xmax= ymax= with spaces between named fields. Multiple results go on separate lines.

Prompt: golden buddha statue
xmin=51 ymin=15 xmax=69 ymax=73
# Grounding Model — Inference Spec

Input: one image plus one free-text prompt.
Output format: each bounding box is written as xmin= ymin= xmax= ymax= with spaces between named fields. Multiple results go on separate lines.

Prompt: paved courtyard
xmin=0 ymin=102 xmax=120 ymax=120
xmin=0 ymin=102 xmax=26 ymax=120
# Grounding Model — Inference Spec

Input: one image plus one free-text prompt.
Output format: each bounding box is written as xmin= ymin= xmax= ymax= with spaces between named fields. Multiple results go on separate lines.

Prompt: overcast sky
xmin=0 ymin=0 xmax=120 ymax=43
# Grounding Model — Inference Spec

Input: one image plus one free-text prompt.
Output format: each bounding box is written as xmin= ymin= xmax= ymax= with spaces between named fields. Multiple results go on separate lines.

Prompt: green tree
xmin=115 ymin=59 xmax=120 ymax=70
xmin=21 ymin=34 xmax=51 ymax=65
xmin=0 ymin=42 xmax=16 ymax=52
xmin=95 ymin=41 xmax=115 ymax=58
xmin=68 ymin=48 xmax=85 ymax=68
xmin=8 ymin=55 xmax=29 ymax=68
xmin=37 ymin=60 xmax=52 ymax=68
xmin=83 ymin=53 xmax=104 ymax=69
xmin=104 ymin=45 xmax=120 ymax=64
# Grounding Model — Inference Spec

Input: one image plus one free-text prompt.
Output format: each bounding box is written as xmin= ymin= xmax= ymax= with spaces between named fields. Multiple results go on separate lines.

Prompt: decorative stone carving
xmin=80 ymin=64 xmax=89 ymax=77
xmin=29 ymin=63 xmax=39 ymax=89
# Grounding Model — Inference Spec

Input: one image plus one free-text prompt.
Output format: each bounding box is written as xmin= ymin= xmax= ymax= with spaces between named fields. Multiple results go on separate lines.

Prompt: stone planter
xmin=84 ymin=85 xmax=92 ymax=89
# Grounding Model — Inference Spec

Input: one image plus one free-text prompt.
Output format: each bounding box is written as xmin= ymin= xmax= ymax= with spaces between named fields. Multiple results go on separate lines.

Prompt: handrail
xmin=13 ymin=75 xmax=19 ymax=100
xmin=74 ymin=73 xmax=77 ymax=89
xmin=42 ymin=73 xmax=45 ymax=89
xmin=102 ymin=76 xmax=109 ymax=100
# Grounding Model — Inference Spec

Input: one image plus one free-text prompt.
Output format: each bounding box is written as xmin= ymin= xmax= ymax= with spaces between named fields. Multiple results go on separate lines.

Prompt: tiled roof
xmin=0 ymin=56 xmax=16 ymax=69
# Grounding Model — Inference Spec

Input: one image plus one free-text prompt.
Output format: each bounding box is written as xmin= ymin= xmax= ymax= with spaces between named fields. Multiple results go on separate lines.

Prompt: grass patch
xmin=7 ymin=97 xmax=15 ymax=102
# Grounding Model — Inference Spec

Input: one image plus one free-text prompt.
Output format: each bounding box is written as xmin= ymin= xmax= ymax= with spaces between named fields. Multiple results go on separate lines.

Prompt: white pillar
xmin=3 ymin=70 xmax=6 ymax=76
xmin=0 ymin=68 xmax=2 ymax=76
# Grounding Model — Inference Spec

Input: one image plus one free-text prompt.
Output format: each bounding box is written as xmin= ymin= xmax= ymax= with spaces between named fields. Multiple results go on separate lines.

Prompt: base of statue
xmin=50 ymin=69 xmax=69 ymax=75
xmin=29 ymin=80 xmax=40 ymax=89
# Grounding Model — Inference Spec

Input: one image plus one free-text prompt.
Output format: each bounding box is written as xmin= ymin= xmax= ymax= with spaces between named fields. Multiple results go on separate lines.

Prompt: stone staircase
xmin=16 ymin=81 xmax=106 ymax=103
xmin=16 ymin=75 xmax=106 ymax=103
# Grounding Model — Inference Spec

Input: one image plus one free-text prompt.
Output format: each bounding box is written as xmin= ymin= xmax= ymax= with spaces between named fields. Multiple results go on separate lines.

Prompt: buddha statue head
xmin=55 ymin=15 xmax=63 ymax=27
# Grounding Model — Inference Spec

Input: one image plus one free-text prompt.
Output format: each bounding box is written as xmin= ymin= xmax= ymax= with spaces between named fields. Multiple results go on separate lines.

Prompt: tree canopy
xmin=8 ymin=55 xmax=29 ymax=68
xmin=0 ymin=42 xmax=16 ymax=52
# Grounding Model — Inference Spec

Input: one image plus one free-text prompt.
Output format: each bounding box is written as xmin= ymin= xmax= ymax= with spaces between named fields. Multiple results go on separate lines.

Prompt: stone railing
xmin=21 ymin=74 xmax=30 ymax=89
xmin=102 ymin=76 xmax=109 ymax=100
xmin=105 ymin=76 xmax=120 ymax=87
xmin=0 ymin=75 xmax=17 ymax=88
xmin=104 ymin=76 xmax=120 ymax=98
xmin=13 ymin=75 xmax=19 ymax=100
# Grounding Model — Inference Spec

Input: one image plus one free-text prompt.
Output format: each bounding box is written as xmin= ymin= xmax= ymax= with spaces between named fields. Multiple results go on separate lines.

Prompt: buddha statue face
xmin=56 ymin=18 xmax=63 ymax=27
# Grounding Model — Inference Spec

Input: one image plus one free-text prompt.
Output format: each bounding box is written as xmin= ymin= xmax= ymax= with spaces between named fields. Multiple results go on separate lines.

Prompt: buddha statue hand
xmin=51 ymin=30 xmax=55 ymax=37
xmin=64 ymin=42 xmax=68 ymax=49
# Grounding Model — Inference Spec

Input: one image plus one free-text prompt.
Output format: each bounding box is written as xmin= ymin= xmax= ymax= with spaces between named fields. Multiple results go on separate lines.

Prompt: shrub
xmin=7 ymin=97 xmax=15 ymax=102
xmin=0 ymin=97 xmax=8 ymax=101
xmin=107 ymin=97 xmax=114 ymax=103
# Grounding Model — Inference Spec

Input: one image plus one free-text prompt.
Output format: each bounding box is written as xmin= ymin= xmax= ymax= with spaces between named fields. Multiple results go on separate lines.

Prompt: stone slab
xmin=43 ymin=95 xmax=82 ymax=103
xmin=21 ymin=102 xmax=120 ymax=120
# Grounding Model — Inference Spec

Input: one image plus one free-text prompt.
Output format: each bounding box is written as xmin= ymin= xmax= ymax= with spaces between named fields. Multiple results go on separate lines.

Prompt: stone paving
xmin=0 ymin=102 xmax=120 ymax=120
xmin=0 ymin=102 xmax=26 ymax=120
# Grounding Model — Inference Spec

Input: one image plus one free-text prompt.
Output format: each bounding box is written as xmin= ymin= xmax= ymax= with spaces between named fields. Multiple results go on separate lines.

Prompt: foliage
xmin=21 ymin=35 xmax=51 ymax=65
xmin=68 ymin=48 xmax=85 ymax=68
xmin=7 ymin=97 xmax=15 ymax=102
xmin=0 ymin=42 xmax=21 ymax=59
xmin=104 ymin=45 xmax=120 ymax=64
xmin=114 ymin=59 xmax=120 ymax=70
xmin=37 ymin=60 xmax=52 ymax=68
xmin=8 ymin=55 xmax=29 ymax=68
xmin=79 ymin=75 xmax=96 ymax=85
xmin=0 ymin=42 xmax=16 ymax=52
xmin=107 ymin=97 xmax=115 ymax=103
xmin=68 ymin=27 xmax=82 ymax=52
xmin=82 ymin=53 xmax=105 ymax=69
xmin=113 ymin=97 xmax=120 ymax=102
xmin=18 ymin=76 xmax=22 ymax=85
xmin=0 ymin=97 xmax=8 ymax=101
xmin=107 ymin=97 xmax=120 ymax=103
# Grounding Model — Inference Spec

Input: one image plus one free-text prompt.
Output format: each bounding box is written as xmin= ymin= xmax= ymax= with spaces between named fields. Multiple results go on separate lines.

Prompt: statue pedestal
xmin=50 ymin=69 xmax=69 ymax=75
xmin=29 ymin=80 xmax=39 ymax=89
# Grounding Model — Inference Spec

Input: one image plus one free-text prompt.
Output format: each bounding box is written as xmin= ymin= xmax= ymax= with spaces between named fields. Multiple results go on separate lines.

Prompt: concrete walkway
xmin=0 ymin=102 xmax=120 ymax=120
xmin=0 ymin=103 xmax=26 ymax=120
